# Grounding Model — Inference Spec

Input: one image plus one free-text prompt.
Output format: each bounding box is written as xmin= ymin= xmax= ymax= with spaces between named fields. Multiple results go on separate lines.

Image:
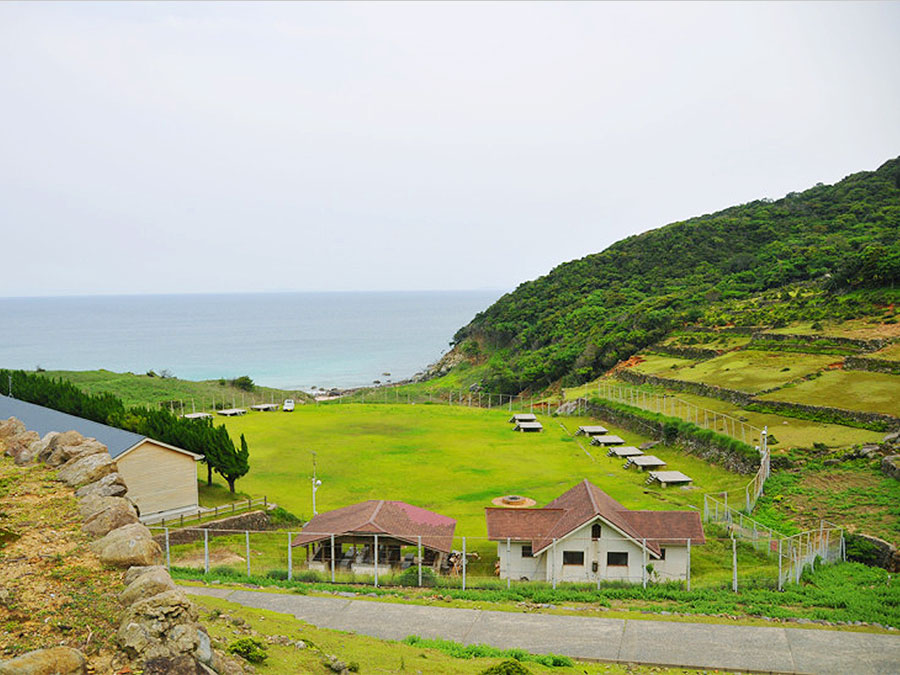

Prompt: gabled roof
xmin=293 ymin=500 xmax=456 ymax=553
xmin=0 ymin=396 xmax=202 ymax=460
xmin=485 ymin=479 xmax=705 ymax=557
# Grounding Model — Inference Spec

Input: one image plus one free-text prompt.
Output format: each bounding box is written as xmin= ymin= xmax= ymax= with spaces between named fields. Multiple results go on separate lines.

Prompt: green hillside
xmin=451 ymin=156 xmax=900 ymax=393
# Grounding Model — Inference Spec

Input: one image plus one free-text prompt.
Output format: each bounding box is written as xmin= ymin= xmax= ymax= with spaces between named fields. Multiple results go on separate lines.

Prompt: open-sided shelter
xmin=509 ymin=413 xmax=537 ymax=423
xmin=625 ymin=455 xmax=667 ymax=470
xmin=589 ymin=434 xmax=625 ymax=446
xmin=514 ymin=422 xmax=544 ymax=432
xmin=575 ymin=425 xmax=608 ymax=436
xmin=0 ymin=397 xmax=203 ymax=517
xmin=485 ymin=479 xmax=704 ymax=584
xmin=293 ymin=500 xmax=456 ymax=576
xmin=607 ymin=446 xmax=643 ymax=458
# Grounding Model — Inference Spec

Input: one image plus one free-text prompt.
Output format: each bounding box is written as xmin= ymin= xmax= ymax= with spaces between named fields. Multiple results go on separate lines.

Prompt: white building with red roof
xmin=485 ymin=480 xmax=704 ymax=584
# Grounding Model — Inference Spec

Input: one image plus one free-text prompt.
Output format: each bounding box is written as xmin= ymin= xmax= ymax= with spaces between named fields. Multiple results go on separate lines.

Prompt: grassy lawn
xmin=34 ymin=368 xmax=307 ymax=410
xmin=766 ymin=318 xmax=900 ymax=341
xmin=661 ymin=333 xmax=751 ymax=351
xmin=629 ymin=354 xmax=697 ymax=376
xmin=758 ymin=370 xmax=900 ymax=417
xmin=642 ymin=351 xmax=837 ymax=394
xmin=871 ymin=342 xmax=900 ymax=362
xmin=215 ymin=404 xmax=746 ymax=537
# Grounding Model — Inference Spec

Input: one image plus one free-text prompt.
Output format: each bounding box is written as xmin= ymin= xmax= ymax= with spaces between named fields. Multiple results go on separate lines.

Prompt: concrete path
xmin=183 ymin=586 xmax=900 ymax=674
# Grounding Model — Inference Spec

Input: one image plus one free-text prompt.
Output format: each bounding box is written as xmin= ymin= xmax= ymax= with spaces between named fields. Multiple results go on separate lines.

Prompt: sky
xmin=1 ymin=1 xmax=898 ymax=298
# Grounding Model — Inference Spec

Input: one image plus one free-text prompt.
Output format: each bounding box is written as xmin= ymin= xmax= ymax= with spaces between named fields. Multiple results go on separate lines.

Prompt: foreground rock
xmin=57 ymin=450 xmax=116 ymax=487
xmin=120 ymin=566 xmax=177 ymax=605
xmin=75 ymin=471 xmax=128 ymax=499
xmin=0 ymin=646 xmax=86 ymax=674
xmin=83 ymin=497 xmax=140 ymax=536
xmin=118 ymin=590 xmax=211 ymax=663
xmin=0 ymin=417 xmax=26 ymax=440
xmin=4 ymin=430 xmax=39 ymax=463
xmin=91 ymin=523 xmax=163 ymax=567
xmin=882 ymin=455 xmax=900 ymax=482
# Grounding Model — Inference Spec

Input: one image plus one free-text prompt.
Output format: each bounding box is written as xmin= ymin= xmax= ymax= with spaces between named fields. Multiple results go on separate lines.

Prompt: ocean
xmin=0 ymin=291 xmax=503 ymax=390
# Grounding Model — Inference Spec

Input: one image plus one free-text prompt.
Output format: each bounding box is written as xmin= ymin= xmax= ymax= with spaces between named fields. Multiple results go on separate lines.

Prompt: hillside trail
xmin=182 ymin=585 xmax=900 ymax=674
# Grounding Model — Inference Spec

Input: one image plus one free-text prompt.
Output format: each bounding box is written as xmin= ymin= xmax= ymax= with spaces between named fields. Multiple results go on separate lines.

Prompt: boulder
xmin=47 ymin=438 xmax=108 ymax=469
xmin=75 ymin=472 xmax=128 ymax=499
xmin=882 ymin=455 xmax=900 ymax=482
xmin=4 ymin=430 xmax=39 ymax=461
xmin=57 ymin=451 xmax=116 ymax=487
xmin=640 ymin=440 xmax=661 ymax=450
xmin=118 ymin=589 xmax=200 ymax=659
xmin=91 ymin=523 xmax=163 ymax=567
xmin=36 ymin=430 xmax=82 ymax=463
xmin=0 ymin=647 xmax=86 ymax=674
xmin=83 ymin=498 xmax=139 ymax=536
xmin=141 ymin=655 xmax=207 ymax=675
xmin=0 ymin=417 xmax=25 ymax=440
xmin=125 ymin=564 xmax=168 ymax=586
xmin=120 ymin=566 xmax=177 ymax=606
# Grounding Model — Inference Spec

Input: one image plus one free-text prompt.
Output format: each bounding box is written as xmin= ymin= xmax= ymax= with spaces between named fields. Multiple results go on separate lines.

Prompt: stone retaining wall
xmin=647 ymin=345 xmax=721 ymax=360
xmin=752 ymin=331 xmax=889 ymax=352
xmin=583 ymin=399 xmax=760 ymax=474
xmin=844 ymin=355 xmax=900 ymax=376
xmin=617 ymin=369 xmax=753 ymax=405
xmin=746 ymin=400 xmax=900 ymax=432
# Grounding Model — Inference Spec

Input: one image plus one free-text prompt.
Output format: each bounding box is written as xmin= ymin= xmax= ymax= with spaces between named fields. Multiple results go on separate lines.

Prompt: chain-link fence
xmin=155 ymin=526 xmax=813 ymax=593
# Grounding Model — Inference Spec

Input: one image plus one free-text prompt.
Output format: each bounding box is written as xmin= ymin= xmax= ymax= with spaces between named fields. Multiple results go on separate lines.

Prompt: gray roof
xmin=0 ymin=396 xmax=145 ymax=459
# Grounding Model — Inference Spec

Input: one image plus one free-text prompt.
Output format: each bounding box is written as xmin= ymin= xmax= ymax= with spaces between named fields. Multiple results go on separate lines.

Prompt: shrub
xmin=268 ymin=506 xmax=302 ymax=527
xmin=228 ymin=637 xmax=267 ymax=663
xmin=266 ymin=569 xmax=288 ymax=580
xmin=480 ymin=660 xmax=531 ymax=675
xmin=396 ymin=565 xmax=438 ymax=587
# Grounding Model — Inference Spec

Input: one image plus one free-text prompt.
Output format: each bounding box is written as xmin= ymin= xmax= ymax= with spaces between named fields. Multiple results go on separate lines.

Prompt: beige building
xmin=0 ymin=397 xmax=203 ymax=517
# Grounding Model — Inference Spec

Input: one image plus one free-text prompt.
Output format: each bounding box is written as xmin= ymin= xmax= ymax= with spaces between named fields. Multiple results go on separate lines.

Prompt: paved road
xmin=183 ymin=585 xmax=900 ymax=674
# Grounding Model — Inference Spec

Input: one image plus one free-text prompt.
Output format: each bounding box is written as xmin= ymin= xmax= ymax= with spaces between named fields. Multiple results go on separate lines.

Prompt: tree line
xmin=1 ymin=369 xmax=249 ymax=492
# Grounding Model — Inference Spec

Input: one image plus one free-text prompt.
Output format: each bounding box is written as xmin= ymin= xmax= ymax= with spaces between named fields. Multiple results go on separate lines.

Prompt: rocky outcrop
xmin=74 ymin=471 xmax=128 ymax=499
xmin=0 ymin=646 xmax=86 ymax=674
xmin=120 ymin=567 xmax=177 ymax=605
xmin=83 ymin=498 xmax=140 ymax=536
xmin=882 ymin=455 xmax=900 ymax=482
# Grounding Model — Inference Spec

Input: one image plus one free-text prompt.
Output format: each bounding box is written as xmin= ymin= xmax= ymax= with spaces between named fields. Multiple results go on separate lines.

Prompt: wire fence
xmin=153 ymin=524 xmax=842 ymax=594
xmin=140 ymin=496 xmax=269 ymax=526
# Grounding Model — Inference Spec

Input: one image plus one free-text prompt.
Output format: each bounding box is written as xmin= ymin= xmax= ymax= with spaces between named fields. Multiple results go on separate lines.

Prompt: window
xmin=521 ymin=545 xmax=533 ymax=558
xmin=562 ymin=551 xmax=584 ymax=565
xmin=591 ymin=524 xmax=602 ymax=540
xmin=659 ymin=548 xmax=666 ymax=561
xmin=607 ymin=552 xmax=628 ymax=566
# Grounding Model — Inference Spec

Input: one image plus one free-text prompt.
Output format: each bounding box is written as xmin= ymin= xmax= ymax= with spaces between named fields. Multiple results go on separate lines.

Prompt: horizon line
xmin=0 ymin=288 xmax=511 ymax=301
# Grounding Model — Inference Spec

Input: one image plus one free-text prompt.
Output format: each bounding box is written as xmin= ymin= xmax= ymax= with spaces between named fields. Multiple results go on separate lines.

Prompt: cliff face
xmin=0 ymin=417 xmax=244 ymax=674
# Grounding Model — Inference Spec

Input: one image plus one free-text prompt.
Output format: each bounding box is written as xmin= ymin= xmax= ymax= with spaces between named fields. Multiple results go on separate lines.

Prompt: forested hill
xmin=452 ymin=156 xmax=900 ymax=394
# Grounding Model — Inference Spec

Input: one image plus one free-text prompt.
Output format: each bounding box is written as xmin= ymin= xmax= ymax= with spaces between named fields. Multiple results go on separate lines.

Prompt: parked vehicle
xmin=283 ymin=399 xmax=295 ymax=412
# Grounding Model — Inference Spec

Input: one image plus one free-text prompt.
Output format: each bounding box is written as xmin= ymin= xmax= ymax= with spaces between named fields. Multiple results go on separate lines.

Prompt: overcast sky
xmin=1 ymin=2 xmax=898 ymax=297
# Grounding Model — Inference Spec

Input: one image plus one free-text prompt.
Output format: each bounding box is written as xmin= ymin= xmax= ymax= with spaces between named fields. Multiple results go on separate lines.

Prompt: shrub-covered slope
xmin=452 ymin=156 xmax=900 ymax=393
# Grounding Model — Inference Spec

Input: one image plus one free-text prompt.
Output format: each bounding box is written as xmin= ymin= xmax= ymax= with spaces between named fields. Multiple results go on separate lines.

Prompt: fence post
xmin=506 ymin=538 xmax=511 ymax=589
xmin=462 ymin=537 xmax=467 ymax=591
xmin=728 ymin=535 xmax=740 ymax=593
xmin=374 ymin=534 xmax=379 ymax=588
xmin=287 ymin=532 xmax=293 ymax=581
xmin=777 ymin=538 xmax=782 ymax=591
xmin=204 ymin=529 xmax=209 ymax=575
xmin=642 ymin=539 xmax=647 ymax=588
xmin=686 ymin=538 xmax=691 ymax=591
xmin=331 ymin=534 xmax=336 ymax=583
xmin=552 ymin=538 xmax=557 ymax=590
xmin=745 ymin=485 xmax=750 ymax=513
xmin=246 ymin=531 xmax=251 ymax=577
xmin=165 ymin=527 xmax=170 ymax=571
xmin=418 ymin=536 xmax=422 ymax=587
xmin=841 ymin=529 xmax=846 ymax=562
xmin=703 ymin=494 xmax=708 ymax=522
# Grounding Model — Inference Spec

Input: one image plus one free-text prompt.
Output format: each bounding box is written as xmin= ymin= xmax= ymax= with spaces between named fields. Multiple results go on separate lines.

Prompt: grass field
xmin=33 ymin=369 xmax=308 ymax=410
xmin=214 ymin=404 xmax=746 ymax=538
xmin=766 ymin=318 xmax=900 ymax=341
xmin=629 ymin=355 xmax=696 ymax=376
xmin=871 ymin=342 xmax=900 ymax=362
xmin=661 ymin=333 xmax=750 ymax=351
xmin=758 ymin=370 xmax=900 ymax=417
xmin=633 ymin=351 xmax=836 ymax=394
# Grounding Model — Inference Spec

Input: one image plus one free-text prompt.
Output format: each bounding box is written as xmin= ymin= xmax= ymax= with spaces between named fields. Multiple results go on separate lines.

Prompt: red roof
xmin=484 ymin=479 xmax=704 ymax=557
xmin=293 ymin=501 xmax=456 ymax=553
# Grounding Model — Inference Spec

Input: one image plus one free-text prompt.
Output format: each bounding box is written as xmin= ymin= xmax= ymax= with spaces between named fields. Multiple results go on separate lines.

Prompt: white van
xmin=283 ymin=399 xmax=295 ymax=412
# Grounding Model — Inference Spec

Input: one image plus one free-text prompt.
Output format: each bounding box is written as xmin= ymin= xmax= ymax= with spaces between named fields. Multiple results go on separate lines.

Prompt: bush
xmin=228 ymin=637 xmax=268 ymax=663
xmin=396 ymin=565 xmax=438 ymax=587
xmin=231 ymin=375 xmax=255 ymax=392
xmin=268 ymin=506 xmax=302 ymax=527
xmin=480 ymin=660 xmax=531 ymax=675
xmin=266 ymin=569 xmax=288 ymax=580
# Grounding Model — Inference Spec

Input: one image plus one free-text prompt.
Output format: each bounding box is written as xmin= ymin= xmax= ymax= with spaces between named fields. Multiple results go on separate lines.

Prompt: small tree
xmin=216 ymin=432 xmax=250 ymax=493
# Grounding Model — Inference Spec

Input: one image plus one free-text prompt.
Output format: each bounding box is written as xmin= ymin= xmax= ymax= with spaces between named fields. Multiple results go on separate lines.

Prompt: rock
xmin=860 ymin=445 xmax=881 ymax=459
xmin=5 ymin=430 xmax=39 ymax=461
xmin=75 ymin=472 xmax=128 ymax=499
xmin=883 ymin=431 xmax=900 ymax=443
xmin=142 ymin=655 xmax=205 ymax=675
xmin=36 ymin=430 xmax=82 ymax=462
xmin=210 ymin=651 xmax=246 ymax=675
xmin=0 ymin=646 xmax=86 ymax=674
xmin=92 ymin=523 xmax=163 ymax=567
xmin=823 ymin=458 xmax=842 ymax=466
xmin=57 ymin=451 xmax=116 ymax=487
xmin=125 ymin=564 xmax=168 ymax=586
xmin=118 ymin=589 xmax=200 ymax=659
xmin=120 ymin=567 xmax=177 ymax=606
xmin=46 ymin=438 xmax=107 ymax=468
xmin=640 ymin=440 xmax=661 ymax=450
xmin=83 ymin=499 xmax=139 ymax=536
xmin=0 ymin=417 xmax=26 ymax=440
xmin=882 ymin=455 xmax=900 ymax=482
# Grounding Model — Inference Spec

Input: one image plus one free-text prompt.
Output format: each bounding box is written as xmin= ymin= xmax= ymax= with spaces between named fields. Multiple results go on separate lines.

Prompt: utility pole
xmin=311 ymin=452 xmax=322 ymax=515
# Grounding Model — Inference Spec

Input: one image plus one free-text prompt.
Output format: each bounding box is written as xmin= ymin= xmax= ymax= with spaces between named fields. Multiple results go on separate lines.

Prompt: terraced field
xmin=758 ymin=370 xmax=900 ymax=417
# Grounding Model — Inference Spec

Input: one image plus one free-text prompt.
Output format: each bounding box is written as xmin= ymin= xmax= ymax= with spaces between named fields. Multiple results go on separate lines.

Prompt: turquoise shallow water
xmin=0 ymin=291 xmax=501 ymax=389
